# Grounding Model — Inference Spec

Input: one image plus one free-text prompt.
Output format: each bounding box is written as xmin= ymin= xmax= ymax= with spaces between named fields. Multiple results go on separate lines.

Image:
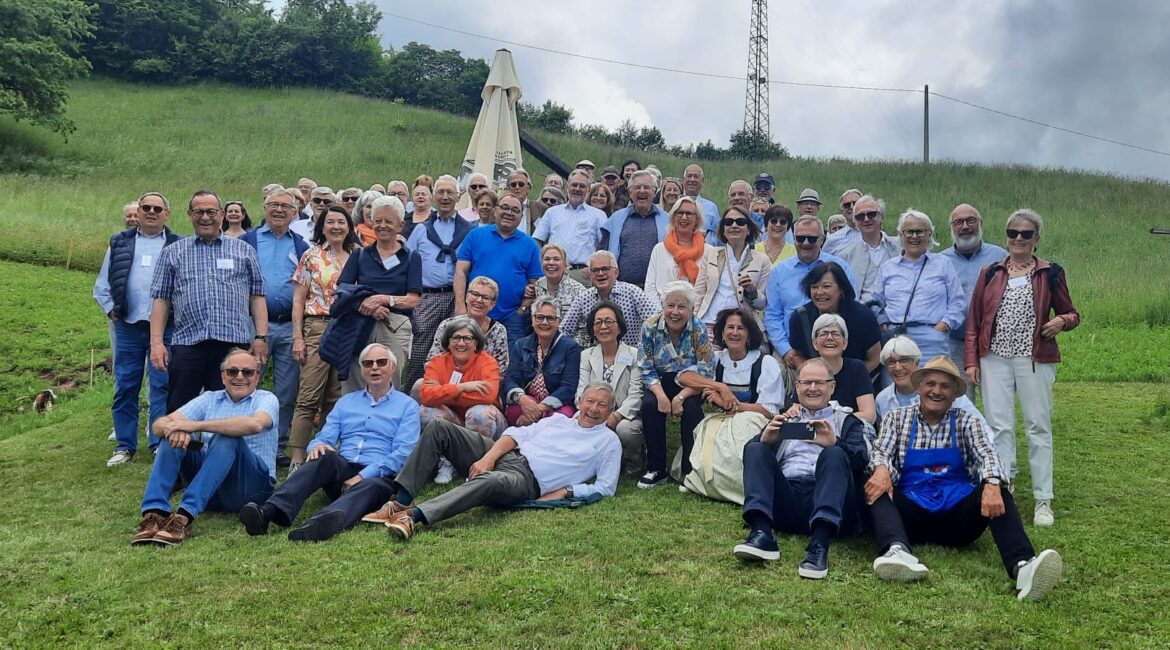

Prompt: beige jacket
xmin=576 ymin=343 xmax=643 ymax=421
xmin=693 ymin=245 xmax=771 ymax=323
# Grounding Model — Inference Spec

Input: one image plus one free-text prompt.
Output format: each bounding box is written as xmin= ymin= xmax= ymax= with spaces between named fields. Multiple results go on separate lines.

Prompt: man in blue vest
xmin=600 ymin=170 xmax=669 ymax=286
xmin=241 ymin=188 xmax=309 ymax=466
xmin=94 ymin=192 xmax=182 ymax=467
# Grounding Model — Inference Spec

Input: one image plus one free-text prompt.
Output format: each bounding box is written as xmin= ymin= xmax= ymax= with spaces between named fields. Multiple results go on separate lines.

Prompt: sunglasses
xmin=508 ymin=181 xmax=528 ymax=189
xmin=722 ymin=217 xmax=749 ymax=227
xmin=360 ymin=357 xmax=391 ymax=368
xmin=855 ymin=210 xmax=881 ymax=222
xmin=311 ymin=198 xmax=332 ymax=205
xmin=541 ymin=197 xmax=559 ymax=206
xmin=794 ymin=235 xmax=820 ymax=245
xmin=342 ymin=196 xmax=358 ymax=202
xmin=140 ymin=204 xmax=166 ymax=214
xmin=224 ymin=367 xmax=257 ymax=378
xmin=470 ymin=184 xmax=488 ymax=191
xmin=1007 ymin=229 xmax=1036 ymax=240
xmin=840 ymin=201 xmax=856 ymax=210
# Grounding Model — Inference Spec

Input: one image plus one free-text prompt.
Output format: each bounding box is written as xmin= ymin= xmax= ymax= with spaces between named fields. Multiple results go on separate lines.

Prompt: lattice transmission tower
xmin=744 ymin=0 xmax=770 ymax=137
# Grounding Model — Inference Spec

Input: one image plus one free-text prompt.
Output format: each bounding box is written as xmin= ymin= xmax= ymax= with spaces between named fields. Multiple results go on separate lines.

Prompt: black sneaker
xmin=636 ymin=470 xmax=668 ymax=489
xmin=733 ymin=529 xmax=780 ymax=561
xmin=799 ymin=543 xmax=829 ymax=579
xmin=238 ymin=502 xmax=270 ymax=536
xmin=276 ymin=454 xmax=292 ymax=468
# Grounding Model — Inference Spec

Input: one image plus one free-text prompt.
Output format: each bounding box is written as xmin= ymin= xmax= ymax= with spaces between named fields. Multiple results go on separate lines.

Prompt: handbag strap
xmin=899 ymin=256 xmax=929 ymax=325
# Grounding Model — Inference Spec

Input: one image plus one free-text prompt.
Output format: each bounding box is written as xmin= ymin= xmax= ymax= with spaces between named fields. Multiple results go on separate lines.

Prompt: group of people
xmin=93 ymin=159 xmax=1077 ymax=601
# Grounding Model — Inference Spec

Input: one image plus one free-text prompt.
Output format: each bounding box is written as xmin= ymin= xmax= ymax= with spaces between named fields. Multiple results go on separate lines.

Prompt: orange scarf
xmin=663 ymin=229 xmax=705 ymax=283
xmin=355 ymin=222 xmax=377 ymax=246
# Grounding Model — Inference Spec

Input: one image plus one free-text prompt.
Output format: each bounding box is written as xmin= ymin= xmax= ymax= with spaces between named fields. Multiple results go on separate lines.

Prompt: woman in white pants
xmin=964 ymin=209 xmax=1079 ymax=527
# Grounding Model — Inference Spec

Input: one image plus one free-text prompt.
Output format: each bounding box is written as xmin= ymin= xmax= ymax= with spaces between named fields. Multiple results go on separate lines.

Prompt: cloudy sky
xmin=373 ymin=0 xmax=1169 ymax=181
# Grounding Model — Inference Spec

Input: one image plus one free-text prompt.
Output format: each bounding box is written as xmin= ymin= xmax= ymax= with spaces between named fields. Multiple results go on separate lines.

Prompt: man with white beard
xmin=938 ymin=204 xmax=1006 ymax=392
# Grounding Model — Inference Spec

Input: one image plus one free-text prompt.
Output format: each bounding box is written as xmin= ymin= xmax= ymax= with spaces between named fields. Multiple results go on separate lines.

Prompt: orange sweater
xmin=419 ymin=351 xmax=501 ymax=414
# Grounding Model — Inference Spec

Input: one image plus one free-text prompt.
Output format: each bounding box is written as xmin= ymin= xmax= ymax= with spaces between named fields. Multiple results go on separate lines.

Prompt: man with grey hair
xmin=600 ymin=170 xmax=669 ymax=286
xmin=836 ymin=195 xmax=902 ymax=306
xmin=297 ymin=178 xmax=318 ymax=219
xmin=371 ymin=382 xmax=622 ymax=541
xmin=715 ymin=179 xmax=754 ymax=244
xmin=404 ymin=175 xmax=473 ymax=389
xmin=504 ymin=170 xmax=534 ymax=234
xmin=796 ymin=188 xmax=822 ymax=217
xmin=238 ymin=343 xmax=419 ymax=542
xmin=457 ymin=172 xmax=491 ymax=222
xmin=681 ymin=164 xmax=720 ymax=243
xmin=559 ymin=250 xmax=661 ymax=348
xmin=939 ymin=203 xmax=1006 ymax=380
xmin=291 ymin=186 xmax=336 ymax=240
xmin=241 ymin=187 xmax=311 ymax=465
xmin=386 ymin=180 xmax=410 ymax=207
xmin=533 ymin=169 xmax=607 ymax=277
xmin=823 ymin=188 xmax=865 ymax=256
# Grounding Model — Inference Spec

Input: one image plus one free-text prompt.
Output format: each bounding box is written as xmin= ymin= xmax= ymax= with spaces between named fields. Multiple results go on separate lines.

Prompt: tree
xmin=728 ymin=128 xmax=790 ymax=160
xmin=518 ymin=100 xmax=574 ymax=134
xmin=82 ymin=0 xmax=221 ymax=82
xmin=0 ymin=0 xmax=93 ymax=136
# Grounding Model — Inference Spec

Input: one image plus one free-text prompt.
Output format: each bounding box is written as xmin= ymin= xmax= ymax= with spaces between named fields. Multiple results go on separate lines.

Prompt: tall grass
xmin=1 ymin=79 xmax=1168 ymax=328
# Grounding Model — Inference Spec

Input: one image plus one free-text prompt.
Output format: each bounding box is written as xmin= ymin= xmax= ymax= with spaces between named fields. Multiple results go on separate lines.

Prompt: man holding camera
xmin=733 ymin=359 xmax=870 ymax=580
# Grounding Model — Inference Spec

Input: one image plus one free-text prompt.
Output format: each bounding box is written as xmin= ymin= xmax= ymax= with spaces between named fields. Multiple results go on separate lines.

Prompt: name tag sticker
xmin=382 ymin=255 xmax=400 ymax=271
xmin=1008 ymin=276 xmax=1028 ymax=289
xmin=140 ymin=255 xmax=152 ymax=267
xmin=216 ymin=258 xmax=235 ymax=270
xmin=617 ymin=352 xmax=635 ymax=366
xmin=448 ymin=371 xmax=463 ymax=385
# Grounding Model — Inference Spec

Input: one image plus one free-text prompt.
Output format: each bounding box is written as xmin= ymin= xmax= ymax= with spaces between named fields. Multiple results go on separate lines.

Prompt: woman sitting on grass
xmin=503 ymin=296 xmax=581 ymax=427
xmin=577 ymin=302 xmax=643 ymax=474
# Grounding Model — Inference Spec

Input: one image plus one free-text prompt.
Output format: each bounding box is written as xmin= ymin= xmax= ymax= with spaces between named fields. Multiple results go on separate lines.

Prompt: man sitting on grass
xmin=865 ymin=356 xmax=1063 ymax=601
xmin=131 ymin=349 xmax=278 ymax=547
xmin=237 ymin=343 xmax=419 ymax=542
xmin=733 ymin=359 xmax=870 ymax=580
xmin=361 ymin=382 xmax=621 ymax=540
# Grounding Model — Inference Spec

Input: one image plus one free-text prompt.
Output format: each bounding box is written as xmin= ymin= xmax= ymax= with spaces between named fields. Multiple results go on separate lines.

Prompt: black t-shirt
xmin=788 ymin=299 xmax=881 ymax=364
xmin=832 ymin=357 xmax=873 ymax=412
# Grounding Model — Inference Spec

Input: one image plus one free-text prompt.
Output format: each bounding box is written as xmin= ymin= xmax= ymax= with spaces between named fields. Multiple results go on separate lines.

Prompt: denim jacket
xmin=505 ymin=332 xmax=582 ymax=410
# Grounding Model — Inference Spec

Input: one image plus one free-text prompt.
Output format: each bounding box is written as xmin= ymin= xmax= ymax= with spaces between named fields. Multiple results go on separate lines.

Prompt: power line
xmin=386 ymin=11 xmax=1169 ymax=158
xmin=928 ymin=92 xmax=1170 ymax=157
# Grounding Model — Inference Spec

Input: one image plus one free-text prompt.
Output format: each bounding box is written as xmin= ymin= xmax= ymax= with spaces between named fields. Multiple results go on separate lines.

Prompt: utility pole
xmin=744 ymin=0 xmax=770 ymax=138
xmin=923 ymin=84 xmax=930 ymax=164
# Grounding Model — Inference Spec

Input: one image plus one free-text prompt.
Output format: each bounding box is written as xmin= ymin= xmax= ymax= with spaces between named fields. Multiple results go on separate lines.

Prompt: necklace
xmin=1006 ymin=258 xmax=1034 ymax=275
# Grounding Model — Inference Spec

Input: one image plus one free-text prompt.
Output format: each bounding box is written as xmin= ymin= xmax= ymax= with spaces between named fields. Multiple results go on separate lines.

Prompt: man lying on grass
xmin=865 ymin=356 xmax=1063 ymax=601
xmin=237 ymin=343 xmax=419 ymax=542
xmin=363 ymin=382 xmax=622 ymax=540
xmin=131 ymin=349 xmax=278 ymax=547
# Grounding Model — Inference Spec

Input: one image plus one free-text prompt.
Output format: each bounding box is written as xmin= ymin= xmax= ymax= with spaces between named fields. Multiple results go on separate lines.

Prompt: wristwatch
xmin=565 ymin=485 xmax=574 ymax=498
xmin=387 ymin=295 xmax=397 ymax=308
xmin=254 ymin=334 xmax=269 ymax=342
xmin=984 ymin=477 xmax=1001 ymax=486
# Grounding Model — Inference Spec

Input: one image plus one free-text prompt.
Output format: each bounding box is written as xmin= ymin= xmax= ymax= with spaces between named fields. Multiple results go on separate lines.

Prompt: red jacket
xmin=964 ymin=256 xmax=1080 ymax=369
xmin=419 ymin=351 xmax=501 ymax=416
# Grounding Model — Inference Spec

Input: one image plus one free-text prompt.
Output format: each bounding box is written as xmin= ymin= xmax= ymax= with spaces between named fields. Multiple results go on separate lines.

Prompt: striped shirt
xmin=872 ymin=404 xmax=1004 ymax=486
xmin=151 ymin=235 xmax=265 ymax=346
xmin=177 ymin=389 xmax=280 ymax=480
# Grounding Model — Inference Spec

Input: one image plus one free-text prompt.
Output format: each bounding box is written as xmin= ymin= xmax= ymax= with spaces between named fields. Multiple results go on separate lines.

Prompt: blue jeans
xmin=140 ymin=435 xmax=275 ymax=518
xmin=112 ymin=321 xmax=170 ymax=454
xmin=266 ymin=320 xmax=300 ymax=452
xmin=500 ymin=310 xmax=532 ymax=349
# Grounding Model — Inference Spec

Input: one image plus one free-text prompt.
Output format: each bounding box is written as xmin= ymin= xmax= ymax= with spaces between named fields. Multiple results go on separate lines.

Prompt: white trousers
xmin=979 ymin=353 xmax=1056 ymax=500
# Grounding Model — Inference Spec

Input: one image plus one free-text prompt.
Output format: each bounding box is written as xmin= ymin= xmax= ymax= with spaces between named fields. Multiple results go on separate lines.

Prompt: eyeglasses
xmin=794 ymin=235 xmax=820 ymax=245
xmin=855 ymin=210 xmax=881 ymax=222
xmin=498 ymin=206 xmax=522 ymax=216
xmin=508 ymin=181 xmax=528 ymax=189
xmin=190 ymin=209 xmax=221 ymax=218
xmin=264 ymin=202 xmax=295 ymax=211
xmin=532 ymin=314 xmax=559 ymax=323
xmin=311 ymin=198 xmax=332 ymax=205
xmin=360 ymin=358 xmax=391 ymax=368
xmin=723 ymin=217 xmax=749 ymax=227
xmin=140 ymin=204 xmax=166 ymax=214
xmin=390 ymin=191 xmax=408 ymax=198
xmin=541 ymin=197 xmax=559 ymax=206
xmin=224 ymin=367 xmax=257 ymax=378
xmin=593 ymin=318 xmax=618 ymax=327
xmin=795 ymin=379 xmax=835 ymax=388
xmin=674 ymin=210 xmax=697 ymax=218
xmin=467 ymin=289 xmax=496 ymax=302
xmin=589 ymin=266 xmax=615 ymax=275
xmin=901 ymin=229 xmax=929 ymax=238
xmin=816 ymin=330 xmax=844 ymax=339
xmin=450 ymin=334 xmax=475 ymax=343
xmin=840 ymin=201 xmax=856 ymax=210
xmin=1007 ymin=229 xmax=1035 ymax=240
xmin=951 ymin=217 xmax=979 ymax=228
xmin=885 ymin=357 xmax=916 ymax=368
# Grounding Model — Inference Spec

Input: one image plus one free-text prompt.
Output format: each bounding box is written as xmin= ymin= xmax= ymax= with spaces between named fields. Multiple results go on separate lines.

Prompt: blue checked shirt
xmin=873 ymin=404 xmax=1004 ymax=486
xmin=177 ymin=389 xmax=280 ymax=480
xmin=151 ymin=235 xmax=265 ymax=346
xmin=307 ymin=388 xmax=420 ymax=479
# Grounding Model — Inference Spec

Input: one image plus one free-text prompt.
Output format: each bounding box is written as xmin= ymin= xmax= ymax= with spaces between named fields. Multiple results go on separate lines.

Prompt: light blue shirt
xmin=255 ymin=224 xmax=298 ymax=317
xmin=762 ymin=252 xmax=858 ymax=356
xmin=307 ymin=388 xmax=420 ymax=479
xmin=939 ymin=242 xmax=1008 ymax=337
xmin=178 ymin=389 xmax=280 ymax=480
xmin=406 ymin=212 xmax=459 ymax=288
xmin=823 ymin=226 xmax=861 ymax=256
xmin=504 ymin=413 xmax=622 ymax=499
xmin=93 ymin=229 xmax=168 ymax=323
xmin=532 ymin=202 xmax=607 ymax=266
xmin=693 ymin=195 xmax=722 ymax=245
xmin=872 ymin=253 xmax=967 ymax=330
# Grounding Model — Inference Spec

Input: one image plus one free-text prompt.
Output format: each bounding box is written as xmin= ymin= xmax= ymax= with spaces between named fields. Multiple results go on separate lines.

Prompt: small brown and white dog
xmin=33 ymin=389 xmax=58 ymax=413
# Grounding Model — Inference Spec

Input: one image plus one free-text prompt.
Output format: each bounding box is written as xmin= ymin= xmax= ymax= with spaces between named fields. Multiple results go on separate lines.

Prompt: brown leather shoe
xmin=153 ymin=513 xmax=193 ymax=546
xmin=361 ymin=500 xmax=408 ymax=525
xmin=385 ymin=510 xmax=415 ymax=540
xmin=130 ymin=512 xmax=168 ymax=546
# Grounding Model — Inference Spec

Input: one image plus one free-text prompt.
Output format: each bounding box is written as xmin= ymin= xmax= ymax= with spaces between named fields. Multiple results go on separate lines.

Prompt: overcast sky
xmin=371 ymin=0 xmax=1169 ymax=181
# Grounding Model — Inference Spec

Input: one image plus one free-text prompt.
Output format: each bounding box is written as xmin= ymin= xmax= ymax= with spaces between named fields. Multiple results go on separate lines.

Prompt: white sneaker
xmin=107 ymin=450 xmax=134 ymax=467
xmin=1034 ymin=500 xmax=1054 ymax=527
xmin=873 ymin=544 xmax=929 ymax=582
xmin=434 ymin=457 xmax=455 ymax=485
xmin=107 ymin=430 xmax=117 ymax=442
xmin=1016 ymin=549 xmax=1062 ymax=601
